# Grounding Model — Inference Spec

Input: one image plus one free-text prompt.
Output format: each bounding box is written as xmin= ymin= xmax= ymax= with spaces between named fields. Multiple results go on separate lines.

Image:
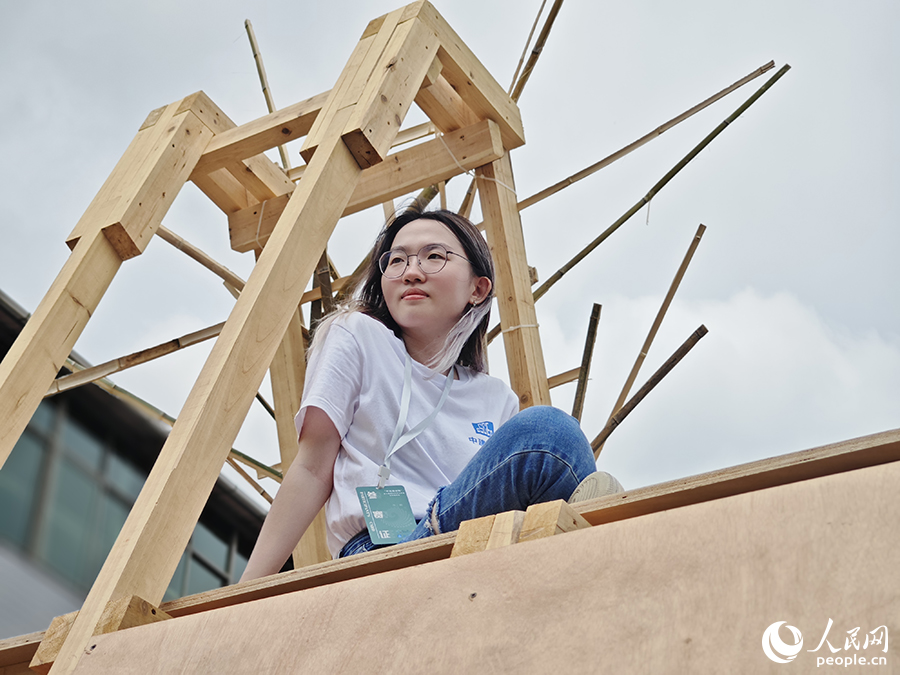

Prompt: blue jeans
xmin=339 ymin=406 xmax=596 ymax=558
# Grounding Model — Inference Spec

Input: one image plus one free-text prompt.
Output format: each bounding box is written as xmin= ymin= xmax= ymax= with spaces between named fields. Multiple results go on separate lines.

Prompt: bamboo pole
xmin=245 ymin=19 xmax=291 ymax=171
xmin=510 ymin=0 xmax=565 ymax=102
xmin=508 ymin=0 xmax=548 ymax=93
xmin=593 ymin=325 xmax=708 ymax=457
xmin=45 ymin=322 xmax=225 ymax=397
xmin=57 ymin=356 xmax=283 ymax=482
xmin=455 ymin=0 xmax=564 ymax=217
xmin=156 ymin=226 xmax=246 ymax=291
xmin=596 ymin=224 xmax=706 ymax=455
xmin=517 ymin=60 xmax=776 ymax=212
xmin=485 ymin=63 xmax=790 ymax=344
xmin=571 ymin=302 xmax=601 ymax=422
xmin=226 ymin=457 xmax=274 ymax=504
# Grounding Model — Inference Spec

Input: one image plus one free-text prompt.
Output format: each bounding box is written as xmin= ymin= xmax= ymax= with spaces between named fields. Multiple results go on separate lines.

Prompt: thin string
xmin=437 ymin=133 xmax=517 ymax=197
xmin=502 ymin=323 xmax=539 ymax=333
xmin=255 ymin=199 xmax=267 ymax=249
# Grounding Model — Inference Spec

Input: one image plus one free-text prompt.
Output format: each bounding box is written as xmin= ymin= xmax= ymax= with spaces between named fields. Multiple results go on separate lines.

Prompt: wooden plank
xmin=45 ymin=103 xmax=366 ymax=675
xmin=192 ymin=91 xmax=329 ymax=175
xmin=341 ymin=17 xmax=441 ymax=167
xmin=414 ymin=72 xmax=480 ymax=133
xmin=478 ymin=153 xmax=551 ymax=407
xmin=31 ymin=597 xmax=169 ymax=675
xmin=0 ymin=230 xmax=121 ymax=469
xmin=229 ymin=118 xmax=503 ymax=252
xmin=67 ymin=459 xmax=900 ymax=674
xmin=301 ymin=7 xmax=406 ymax=163
xmin=518 ymin=500 xmax=590 ymax=543
xmin=0 ymin=632 xmax=42 ymax=670
xmin=574 ymin=426 xmax=900 ymax=526
xmin=414 ymin=1 xmax=525 ymax=150
xmin=449 ymin=514 xmax=495 ymax=558
xmin=151 ymin=428 xmax=900 ymax=623
xmin=162 ymin=532 xmax=457 ymax=618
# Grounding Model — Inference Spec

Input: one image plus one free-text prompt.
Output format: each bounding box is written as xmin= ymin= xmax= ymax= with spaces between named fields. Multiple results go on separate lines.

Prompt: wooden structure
xmin=0 ymin=2 xmax=895 ymax=673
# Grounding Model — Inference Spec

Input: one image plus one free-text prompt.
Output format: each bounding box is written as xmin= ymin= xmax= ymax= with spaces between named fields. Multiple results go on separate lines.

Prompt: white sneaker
xmin=568 ymin=471 xmax=624 ymax=503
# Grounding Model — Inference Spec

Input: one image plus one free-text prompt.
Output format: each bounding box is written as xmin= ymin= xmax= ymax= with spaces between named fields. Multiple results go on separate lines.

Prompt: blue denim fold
xmin=339 ymin=406 xmax=595 ymax=558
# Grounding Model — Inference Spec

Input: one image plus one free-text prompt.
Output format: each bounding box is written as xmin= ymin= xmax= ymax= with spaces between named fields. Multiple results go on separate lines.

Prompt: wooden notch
xmin=450 ymin=510 xmax=526 ymax=557
xmin=518 ymin=500 xmax=591 ymax=543
xmin=229 ymin=118 xmax=503 ymax=252
xmin=30 ymin=596 xmax=169 ymax=674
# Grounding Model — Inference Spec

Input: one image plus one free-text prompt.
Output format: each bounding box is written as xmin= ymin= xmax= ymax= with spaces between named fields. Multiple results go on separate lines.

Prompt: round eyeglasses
xmin=378 ymin=243 xmax=470 ymax=279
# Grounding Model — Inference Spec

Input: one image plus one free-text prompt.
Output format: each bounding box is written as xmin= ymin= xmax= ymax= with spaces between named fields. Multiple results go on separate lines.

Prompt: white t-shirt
xmin=295 ymin=312 xmax=520 ymax=558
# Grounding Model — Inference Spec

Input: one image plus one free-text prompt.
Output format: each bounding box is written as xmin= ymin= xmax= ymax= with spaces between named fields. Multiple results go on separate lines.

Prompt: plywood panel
xmin=69 ymin=460 xmax=899 ymax=674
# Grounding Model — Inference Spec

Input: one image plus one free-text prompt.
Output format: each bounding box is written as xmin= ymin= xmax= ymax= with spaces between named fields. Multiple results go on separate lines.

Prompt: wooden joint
xmin=450 ymin=509 xmax=526 ymax=557
xmin=518 ymin=500 xmax=591 ymax=543
xmin=29 ymin=596 xmax=170 ymax=674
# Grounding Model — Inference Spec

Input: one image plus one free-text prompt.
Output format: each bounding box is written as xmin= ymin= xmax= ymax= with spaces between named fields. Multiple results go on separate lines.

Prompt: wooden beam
xmin=547 ymin=367 xmax=579 ymax=390
xmin=477 ymin=153 xmax=551 ymax=408
xmin=45 ymin=100 xmax=366 ymax=674
xmin=414 ymin=1 xmax=526 ymax=150
xmin=301 ymin=7 xmax=406 ymax=163
xmin=414 ymin=72 xmax=480 ymax=134
xmin=341 ymin=18 xmax=441 ymax=168
xmin=0 ymin=231 xmax=121 ymax=469
xmin=192 ymin=92 xmax=329 ymax=175
xmin=229 ymin=118 xmax=503 ymax=253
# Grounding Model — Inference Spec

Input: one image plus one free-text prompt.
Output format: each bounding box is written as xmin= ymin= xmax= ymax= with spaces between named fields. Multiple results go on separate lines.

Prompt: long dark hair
xmin=323 ymin=208 xmax=495 ymax=373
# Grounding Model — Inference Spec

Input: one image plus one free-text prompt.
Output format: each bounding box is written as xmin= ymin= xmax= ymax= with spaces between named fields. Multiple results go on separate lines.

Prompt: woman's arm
xmin=239 ymin=406 xmax=341 ymax=582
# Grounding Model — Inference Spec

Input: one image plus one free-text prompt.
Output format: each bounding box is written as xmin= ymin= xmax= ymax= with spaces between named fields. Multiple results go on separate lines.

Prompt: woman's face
xmin=381 ymin=219 xmax=491 ymax=348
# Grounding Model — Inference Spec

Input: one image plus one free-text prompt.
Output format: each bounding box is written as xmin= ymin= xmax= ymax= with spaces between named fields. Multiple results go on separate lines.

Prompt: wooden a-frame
xmin=0 ymin=3 xmax=551 ymax=673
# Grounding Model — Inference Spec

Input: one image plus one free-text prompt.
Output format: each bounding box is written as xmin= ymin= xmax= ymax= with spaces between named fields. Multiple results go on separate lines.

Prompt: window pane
xmin=192 ymin=522 xmax=229 ymax=571
xmin=61 ymin=418 xmax=102 ymax=471
xmin=0 ymin=431 xmax=44 ymax=547
xmin=105 ymin=453 xmax=145 ymax=502
xmin=185 ymin=558 xmax=225 ymax=596
xmin=85 ymin=494 xmax=129 ymax=583
xmin=41 ymin=458 xmax=97 ymax=587
xmin=231 ymin=551 xmax=248 ymax=584
xmin=164 ymin=553 xmax=188 ymax=603
xmin=29 ymin=400 xmax=56 ymax=434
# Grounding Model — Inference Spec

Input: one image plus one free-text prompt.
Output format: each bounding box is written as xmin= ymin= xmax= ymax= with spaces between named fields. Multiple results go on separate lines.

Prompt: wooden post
xmin=478 ymin=153 xmax=551 ymax=408
xmin=46 ymin=12 xmax=440 ymax=673
xmin=0 ymin=99 xmax=213 ymax=470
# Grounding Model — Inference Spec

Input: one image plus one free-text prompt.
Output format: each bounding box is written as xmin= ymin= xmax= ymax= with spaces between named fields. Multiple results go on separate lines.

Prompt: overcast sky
xmin=1 ymin=0 xmax=897 ymax=506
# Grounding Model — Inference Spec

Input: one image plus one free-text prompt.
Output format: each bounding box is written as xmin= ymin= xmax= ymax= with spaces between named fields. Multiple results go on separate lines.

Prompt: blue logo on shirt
xmin=472 ymin=421 xmax=494 ymax=438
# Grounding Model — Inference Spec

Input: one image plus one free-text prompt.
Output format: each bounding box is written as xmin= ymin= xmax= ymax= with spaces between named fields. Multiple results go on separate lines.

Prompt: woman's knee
xmin=498 ymin=406 xmax=593 ymax=464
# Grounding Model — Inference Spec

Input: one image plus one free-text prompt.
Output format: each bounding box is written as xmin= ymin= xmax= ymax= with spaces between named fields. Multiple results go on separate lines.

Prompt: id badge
xmin=356 ymin=485 xmax=417 ymax=545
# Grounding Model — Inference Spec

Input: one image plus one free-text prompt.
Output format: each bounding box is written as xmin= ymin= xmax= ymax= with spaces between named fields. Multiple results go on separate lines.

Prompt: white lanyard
xmin=377 ymin=353 xmax=455 ymax=488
